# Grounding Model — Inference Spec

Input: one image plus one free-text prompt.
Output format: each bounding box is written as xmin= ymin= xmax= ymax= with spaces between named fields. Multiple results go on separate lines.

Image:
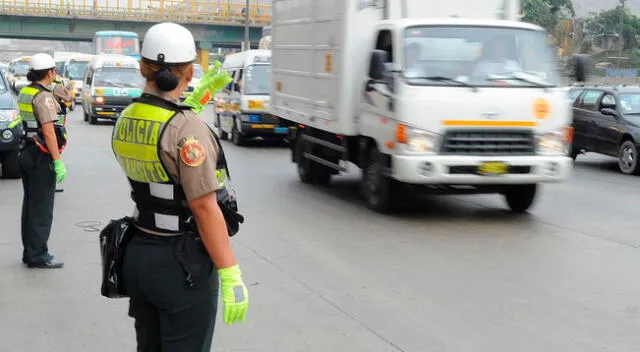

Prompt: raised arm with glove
xmin=184 ymin=61 xmax=233 ymax=114
xmin=184 ymin=61 xmax=248 ymax=325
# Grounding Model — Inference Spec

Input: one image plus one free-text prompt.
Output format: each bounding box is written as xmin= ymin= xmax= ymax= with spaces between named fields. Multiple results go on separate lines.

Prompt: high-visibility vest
xmin=18 ymin=84 xmax=68 ymax=153
xmin=111 ymin=94 xmax=231 ymax=233
xmin=18 ymin=85 xmax=44 ymax=139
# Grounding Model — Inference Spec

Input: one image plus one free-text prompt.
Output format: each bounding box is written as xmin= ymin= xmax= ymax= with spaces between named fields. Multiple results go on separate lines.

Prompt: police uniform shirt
xmin=32 ymin=89 xmax=59 ymax=124
xmin=52 ymin=84 xmax=72 ymax=103
xmin=158 ymin=110 xmax=221 ymax=202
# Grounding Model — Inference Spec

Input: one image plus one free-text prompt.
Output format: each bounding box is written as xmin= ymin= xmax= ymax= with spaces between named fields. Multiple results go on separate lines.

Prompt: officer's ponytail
xmin=155 ymin=66 xmax=179 ymax=92
xmin=27 ymin=69 xmax=49 ymax=82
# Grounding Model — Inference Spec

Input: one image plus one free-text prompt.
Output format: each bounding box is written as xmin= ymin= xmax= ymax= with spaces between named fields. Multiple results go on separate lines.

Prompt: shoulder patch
xmin=178 ymin=137 xmax=206 ymax=167
xmin=44 ymin=96 xmax=56 ymax=111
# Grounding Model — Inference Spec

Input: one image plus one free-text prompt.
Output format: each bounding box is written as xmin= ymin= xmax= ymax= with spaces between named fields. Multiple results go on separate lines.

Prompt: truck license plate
xmin=274 ymin=127 xmax=288 ymax=134
xmin=478 ymin=162 xmax=508 ymax=176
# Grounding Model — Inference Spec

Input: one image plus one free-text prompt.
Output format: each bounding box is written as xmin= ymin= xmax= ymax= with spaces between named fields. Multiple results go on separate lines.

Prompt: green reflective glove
xmin=218 ymin=264 xmax=249 ymax=324
xmin=184 ymin=60 xmax=233 ymax=114
xmin=53 ymin=159 xmax=66 ymax=184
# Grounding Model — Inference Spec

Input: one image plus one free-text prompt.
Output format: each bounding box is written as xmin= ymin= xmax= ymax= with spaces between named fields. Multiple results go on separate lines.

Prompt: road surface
xmin=0 ymin=107 xmax=639 ymax=352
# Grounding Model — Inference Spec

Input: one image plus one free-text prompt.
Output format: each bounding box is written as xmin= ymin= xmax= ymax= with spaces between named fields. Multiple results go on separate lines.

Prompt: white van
xmin=214 ymin=49 xmax=292 ymax=145
xmin=57 ymin=54 xmax=94 ymax=109
xmin=81 ymin=54 xmax=144 ymax=125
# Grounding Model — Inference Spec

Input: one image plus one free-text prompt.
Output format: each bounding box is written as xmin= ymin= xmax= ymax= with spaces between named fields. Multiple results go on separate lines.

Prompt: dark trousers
xmin=123 ymin=231 xmax=219 ymax=352
xmin=20 ymin=144 xmax=56 ymax=264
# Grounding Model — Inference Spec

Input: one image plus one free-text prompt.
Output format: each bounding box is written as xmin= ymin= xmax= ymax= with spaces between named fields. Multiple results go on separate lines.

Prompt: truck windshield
xmin=94 ymin=68 xmax=144 ymax=88
xmin=13 ymin=61 xmax=30 ymax=76
xmin=243 ymin=64 xmax=271 ymax=95
xmin=403 ymin=26 xmax=558 ymax=87
xmin=68 ymin=61 xmax=90 ymax=80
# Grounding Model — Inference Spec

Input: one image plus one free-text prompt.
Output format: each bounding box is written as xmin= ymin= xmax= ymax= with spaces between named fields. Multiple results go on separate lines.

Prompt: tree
xmin=522 ymin=0 xmax=575 ymax=32
xmin=583 ymin=6 xmax=640 ymax=51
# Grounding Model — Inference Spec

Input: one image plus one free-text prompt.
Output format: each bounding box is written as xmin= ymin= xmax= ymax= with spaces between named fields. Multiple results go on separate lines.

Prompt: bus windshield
xmin=68 ymin=61 xmax=90 ymax=80
xmin=94 ymin=68 xmax=144 ymax=88
xmin=95 ymin=35 xmax=140 ymax=56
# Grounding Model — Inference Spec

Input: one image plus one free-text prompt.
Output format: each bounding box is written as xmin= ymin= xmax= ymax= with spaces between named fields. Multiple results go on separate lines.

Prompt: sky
xmin=573 ymin=0 xmax=640 ymax=16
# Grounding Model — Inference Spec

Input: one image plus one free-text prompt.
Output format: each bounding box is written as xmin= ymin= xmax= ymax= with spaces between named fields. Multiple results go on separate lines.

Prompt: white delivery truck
xmin=270 ymin=0 xmax=588 ymax=213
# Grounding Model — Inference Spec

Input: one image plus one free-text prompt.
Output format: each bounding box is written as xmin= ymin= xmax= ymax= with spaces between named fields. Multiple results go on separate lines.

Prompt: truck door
xmin=360 ymin=28 xmax=398 ymax=151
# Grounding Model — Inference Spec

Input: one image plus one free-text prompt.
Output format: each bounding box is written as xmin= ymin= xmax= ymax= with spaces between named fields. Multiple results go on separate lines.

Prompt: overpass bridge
xmin=0 ymin=0 xmax=272 ymax=67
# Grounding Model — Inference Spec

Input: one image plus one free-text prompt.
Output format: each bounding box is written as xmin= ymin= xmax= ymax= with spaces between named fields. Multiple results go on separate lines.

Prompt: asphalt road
xmin=1 ymin=106 xmax=639 ymax=352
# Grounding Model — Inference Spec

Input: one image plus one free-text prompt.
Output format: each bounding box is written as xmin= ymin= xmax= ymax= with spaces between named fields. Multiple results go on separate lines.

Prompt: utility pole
xmin=619 ymin=0 xmax=625 ymax=68
xmin=244 ymin=0 xmax=250 ymax=51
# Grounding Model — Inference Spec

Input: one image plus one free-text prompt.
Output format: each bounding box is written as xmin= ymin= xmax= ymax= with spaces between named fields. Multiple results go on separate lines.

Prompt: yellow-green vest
xmin=18 ymin=85 xmax=44 ymax=138
xmin=111 ymin=95 xmax=229 ymax=233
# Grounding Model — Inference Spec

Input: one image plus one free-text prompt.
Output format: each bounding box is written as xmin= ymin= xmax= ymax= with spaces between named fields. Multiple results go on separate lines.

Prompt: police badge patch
xmin=178 ymin=137 xmax=206 ymax=167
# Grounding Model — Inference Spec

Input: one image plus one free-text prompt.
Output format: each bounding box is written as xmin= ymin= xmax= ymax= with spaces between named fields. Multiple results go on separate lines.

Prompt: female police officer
xmin=112 ymin=22 xmax=249 ymax=351
xmin=18 ymin=53 xmax=67 ymax=269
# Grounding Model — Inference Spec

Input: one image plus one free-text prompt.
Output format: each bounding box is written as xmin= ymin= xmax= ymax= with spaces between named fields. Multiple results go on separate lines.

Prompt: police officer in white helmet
xmin=112 ymin=22 xmax=249 ymax=351
xmin=18 ymin=53 xmax=67 ymax=269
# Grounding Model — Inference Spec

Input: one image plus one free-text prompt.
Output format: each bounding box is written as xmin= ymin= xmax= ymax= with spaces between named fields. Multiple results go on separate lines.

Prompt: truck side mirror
xmin=233 ymin=82 xmax=241 ymax=92
xmin=369 ymin=50 xmax=389 ymax=81
xmin=574 ymin=54 xmax=589 ymax=83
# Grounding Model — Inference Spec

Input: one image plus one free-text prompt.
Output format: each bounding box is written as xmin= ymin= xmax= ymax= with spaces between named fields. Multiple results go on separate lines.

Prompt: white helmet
xmin=29 ymin=53 xmax=56 ymax=71
xmin=141 ymin=22 xmax=197 ymax=65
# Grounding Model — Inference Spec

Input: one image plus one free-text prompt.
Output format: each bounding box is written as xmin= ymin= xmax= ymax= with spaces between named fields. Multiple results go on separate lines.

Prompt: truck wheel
xmin=1 ymin=150 xmax=21 ymax=179
xmin=361 ymin=147 xmax=396 ymax=213
xmin=618 ymin=140 xmax=640 ymax=175
xmin=89 ymin=114 xmax=97 ymax=125
xmin=503 ymin=184 xmax=537 ymax=213
xmin=69 ymin=100 xmax=75 ymax=112
xmin=295 ymin=130 xmax=331 ymax=185
xmin=231 ymin=122 xmax=244 ymax=146
xmin=83 ymin=110 xmax=89 ymax=122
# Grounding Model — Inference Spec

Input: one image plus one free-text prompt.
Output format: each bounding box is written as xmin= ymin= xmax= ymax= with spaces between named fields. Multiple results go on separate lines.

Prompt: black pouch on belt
xmin=174 ymin=232 xmax=213 ymax=287
xmin=99 ymin=216 xmax=134 ymax=299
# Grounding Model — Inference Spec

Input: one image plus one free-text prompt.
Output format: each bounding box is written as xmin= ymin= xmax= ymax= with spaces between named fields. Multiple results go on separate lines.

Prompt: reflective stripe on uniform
xmin=18 ymin=86 xmax=43 ymax=138
xmin=112 ymin=102 xmax=176 ymax=184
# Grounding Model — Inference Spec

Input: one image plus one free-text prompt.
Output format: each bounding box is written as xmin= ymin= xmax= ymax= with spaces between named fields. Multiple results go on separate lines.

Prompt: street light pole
xmin=244 ymin=0 xmax=250 ymax=51
xmin=619 ymin=0 xmax=625 ymax=67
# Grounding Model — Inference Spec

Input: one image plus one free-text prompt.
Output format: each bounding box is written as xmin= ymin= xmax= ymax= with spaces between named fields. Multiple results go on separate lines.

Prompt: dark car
xmin=571 ymin=85 xmax=640 ymax=175
xmin=0 ymin=69 xmax=22 ymax=178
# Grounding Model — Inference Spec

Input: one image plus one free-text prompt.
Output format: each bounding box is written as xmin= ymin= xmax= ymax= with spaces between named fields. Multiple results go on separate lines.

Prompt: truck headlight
xmin=537 ymin=127 xmax=573 ymax=156
xmin=397 ymin=124 xmax=438 ymax=153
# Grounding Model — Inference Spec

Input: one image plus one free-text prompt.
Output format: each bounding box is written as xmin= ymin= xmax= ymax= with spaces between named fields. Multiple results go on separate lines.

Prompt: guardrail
xmin=0 ymin=0 xmax=271 ymax=26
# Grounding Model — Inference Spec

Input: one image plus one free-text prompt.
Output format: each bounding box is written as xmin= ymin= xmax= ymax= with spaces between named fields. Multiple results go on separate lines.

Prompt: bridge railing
xmin=0 ymin=0 xmax=271 ymax=26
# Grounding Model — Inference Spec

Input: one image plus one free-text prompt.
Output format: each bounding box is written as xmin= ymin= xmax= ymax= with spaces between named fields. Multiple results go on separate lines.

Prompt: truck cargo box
xmin=271 ymin=0 xmax=521 ymax=136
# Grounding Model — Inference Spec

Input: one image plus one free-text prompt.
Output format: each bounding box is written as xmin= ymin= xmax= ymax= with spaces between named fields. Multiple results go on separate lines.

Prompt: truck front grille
xmin=440 ymin=130 xmax=536 ymax=156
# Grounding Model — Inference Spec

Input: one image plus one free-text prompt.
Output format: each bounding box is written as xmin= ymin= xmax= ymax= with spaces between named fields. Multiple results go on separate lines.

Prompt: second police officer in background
xmin=18 ymin=53 xmax=67 ymax=269
xmin=50 ymin=74 xmax=72 ymax=126
xmin=111 ymin=22 xmax=249 ymax=351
